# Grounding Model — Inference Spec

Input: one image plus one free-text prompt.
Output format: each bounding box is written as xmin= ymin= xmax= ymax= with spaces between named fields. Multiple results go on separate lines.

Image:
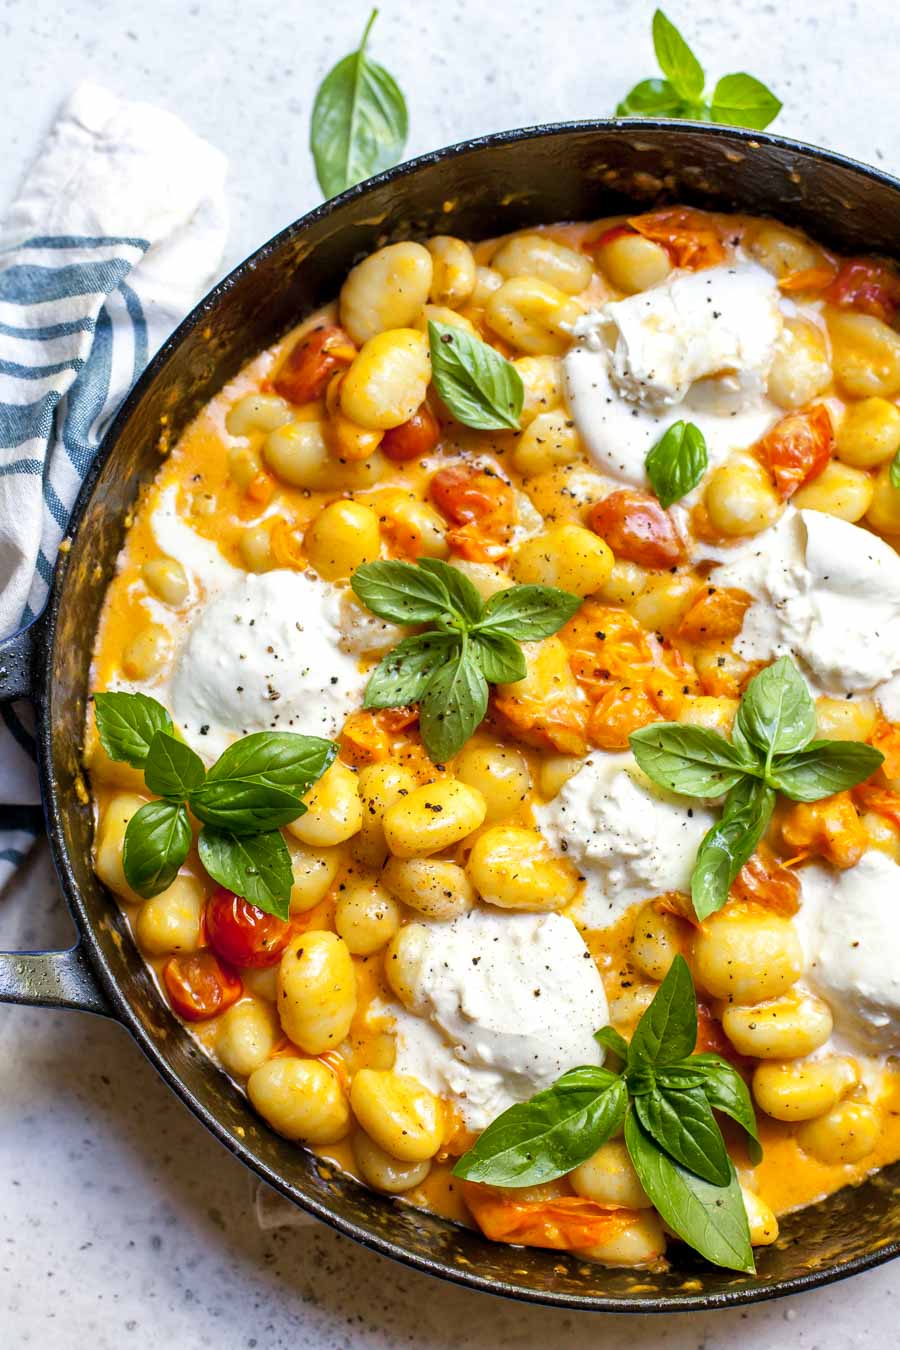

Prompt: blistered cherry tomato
xmin=758 ymin=405 xmax=833 ymax=499
xmin=381 ymin=403 xmax=441 ymax=461
xmin=824 ymin=259 xmax=900 ymax=324
xmin=429 ymin=462 xmax=516 ymax=561
xmin=162 ymin=952 xmax=242 ymax=1022
xmin=272 ymin=324 xmax=355 ymax=405
xmin=587 ymin=489 xmax=685 ymax=568
xmin=206 ymin=887 xmax=291 ymax=968
xmin=627 ymin=207 xmax=725 ymax=270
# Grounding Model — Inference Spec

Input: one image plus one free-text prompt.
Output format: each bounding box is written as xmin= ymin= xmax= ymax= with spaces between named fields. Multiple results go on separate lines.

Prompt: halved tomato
xmin=206 ymin=888 xmax=291 ymax=969
xmin=757 ymin=405 xmax=833 ymax=499
xmin=162 ymin=951 xmax=243 ymax=1022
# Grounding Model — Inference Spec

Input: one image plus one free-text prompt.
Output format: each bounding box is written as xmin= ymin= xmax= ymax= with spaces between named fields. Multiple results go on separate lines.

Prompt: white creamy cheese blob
xmin=711 ymin=507 xmax=900 ymax=700
xmin=150 ymin=484 xmax=240 ymax=597
xmin=797 ymin=852 xmax=900 ymax=1055
xmin=169 ymin=569 xmax=367 ymax=761
xmin=535 ymin=752 xmax=715 ymax=929
xmin=564 ymin=262 xmax=785 ymax=488
xmin=387 ymin=909 xmax=607 ymax=1130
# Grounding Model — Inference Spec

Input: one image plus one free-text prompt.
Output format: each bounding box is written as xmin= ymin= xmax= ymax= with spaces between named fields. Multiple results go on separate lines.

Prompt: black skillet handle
xmin=0 ymin=621 xmax=113 ymax=1018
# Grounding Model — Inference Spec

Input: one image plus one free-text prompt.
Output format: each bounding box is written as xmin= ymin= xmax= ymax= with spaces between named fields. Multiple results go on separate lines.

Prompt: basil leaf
xmin=634 ymin=1085 xmax=732 ymax=1186
xmin=652 ymin=9 xmax=705 ymax=102
xmin=189 ymin=781 xmax=306 ymax=835
xmin=309 ymin=9 xmax=407 ymax=199
xmin=418 ymin=645 xmax=488 ymax=762
xmin=471 ymin=631 xmax=527 ymax=685
xmin=417 ymin=557 xmax=484 ymax=625
xmin=711 ymin=73 xmax=782 ymax=131
xmin=197 ymin=828 xmax=293 ymax=920
xmin=122 ymin=800 xmax=191 ymax=899
xmin=363 ymin=632 xmax=459 ymax=709
xmin=769 ymin=739 xmax=884 ymax=802
xmin=616 ymin=78 xmax=687 ymax=118
xmin=629 ymin=955 xmax=697 ymax=1068
xmin=653 ymin=1062 xmax=709 ymax=1091
xmin=144 ymin=731 xmax=206 ymax=800
xmin=624 ymin=1111 xmax=755 ymax=1274
xmin=691 ymin=777 xmax=775 ymax=921
xmin=629 ymin=722 xmax=755 ymax=797
xmin=351 ymin=559 xmax=453 ymax=623
xmin=736 ymin=656 xmax=816 ymax=760
xmin=645 ymin=421 xmax=708 ymax=509
xmin=479 ymin=584 xmax=582 ymax=640
xmin=595 ymin=1026 xmax=630 ymax=1062
xmin=206 ymin=731 xmax=336 ymax=797
xmin=891 ymin=447 xmax=900 ymax=490
xmin=428 ymin=321 xmax=524 ymax=431
xmin=690 ymin=1054 xmax=762 ymax=1164
xmin=93 ymin=691 xmax=173 ymax=769
xmin=453 ymin=1069 xmax=625 ymax=1187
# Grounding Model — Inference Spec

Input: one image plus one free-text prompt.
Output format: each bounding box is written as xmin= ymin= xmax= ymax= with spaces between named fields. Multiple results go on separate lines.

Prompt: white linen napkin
xmin=0 ymin=82 xmax=228 ymax=889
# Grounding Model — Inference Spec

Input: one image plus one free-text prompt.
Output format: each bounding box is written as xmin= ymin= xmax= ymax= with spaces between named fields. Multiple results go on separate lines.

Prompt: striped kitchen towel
xmin=0 ymin=82 xmax=228 ymax=889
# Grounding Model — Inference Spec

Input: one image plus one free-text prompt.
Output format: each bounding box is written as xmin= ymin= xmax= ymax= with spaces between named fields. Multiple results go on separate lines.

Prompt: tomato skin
xmin=206 ymin=888 xmax=291 ymax=969
xmin=627 ymin=207 xmax=725 ymax=270
xmin=587 ymin=489 xmax=684 ymax=568
xmin=824 ymin=260 xmax=900 ymax=323
xmin=381 ymin=403 xmax=441 ymax=461
xmin=429 ymin=462 xmax=516 ymax=561
xmin=758 ymin=405 xmax=833 ymax=499
xmin=272 ymin=324 xmax=355 ymax=405
xmin=676 ymin=586 xmax=752 ymax=643
xmin=162 ymin=952 xmax=243 ymax=1022
xmin=463 ymin=1183 xmax=639 ymax=1251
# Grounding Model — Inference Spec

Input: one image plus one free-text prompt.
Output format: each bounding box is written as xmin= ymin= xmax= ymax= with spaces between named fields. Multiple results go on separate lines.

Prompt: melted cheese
xmin=535 ymin=752 xmax=715 ymax=928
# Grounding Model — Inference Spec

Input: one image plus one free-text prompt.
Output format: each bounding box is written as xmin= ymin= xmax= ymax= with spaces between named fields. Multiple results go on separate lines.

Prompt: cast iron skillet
xmin=1 ymin=121 xmax=899 ymax=1312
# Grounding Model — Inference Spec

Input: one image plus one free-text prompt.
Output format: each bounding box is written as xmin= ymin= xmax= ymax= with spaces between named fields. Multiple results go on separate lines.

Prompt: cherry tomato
xmin=758 ymin=405 xmax=833 ymax=499
xmin=206 ymin=887 xmax=291 ymax=968
xmin=429 ymin=462 xmax=516 ymax=562
xmin=381 ymin=403 xmax=441 ymax=461
xmin=162 ymin=952 xmax=242 ymax=1022
xmin=627 ymin=207 xmax=725 ymax=270
xmin=587 ymin=489 xmax=684 ymax=568
xmin=676 ymin=586 xmax=753 ymax=642
xmin=272 ymin=324 xmax=355 ymax=405
xmin=824 ymin=259 xmax=900 ymax=324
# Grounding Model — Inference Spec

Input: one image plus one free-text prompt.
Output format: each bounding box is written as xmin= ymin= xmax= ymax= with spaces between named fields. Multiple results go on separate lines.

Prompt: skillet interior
xmin=39 ymin=121 xmax=900 ymax=1310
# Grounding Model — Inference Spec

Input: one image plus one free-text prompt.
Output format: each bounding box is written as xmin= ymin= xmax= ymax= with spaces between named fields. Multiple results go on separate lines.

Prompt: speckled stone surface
xmin=2 ymin=0 xmax=899 ymax=1344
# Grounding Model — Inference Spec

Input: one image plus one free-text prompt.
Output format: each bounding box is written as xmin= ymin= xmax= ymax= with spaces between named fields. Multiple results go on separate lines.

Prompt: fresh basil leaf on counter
xmin=769 ymin=739 xmax=884 ymax=802
xmin=691 ymin=777 xmax=776 ymax=921
xmin=93 ymin=691 xmax=174 ymax=769
xmin=688 ymin=1054 xmax=763 ymax=1164
xmin=624 ymin=1112 xmax=755 ymax=1274
xmin=144 ymin=731 xmax=206 ymax=800
xmin=479 ymin=584 xmax=582 ymax=641
xmin=711 ymin=74 xmax=782 ymax=130
xmin=351 ymin=558 xmax=453 ymax=624
xmin=616 ymin=77 xmax=687 ymax=119
xmin=645 ymin=421 xmax=708 ymax=509
xmin=629 ymin=722 xmax=757 ymax=798
xmin=205 ymin=730 xmax=336 ymax=797
xmin=363 ymin=632 xmax=460 ymax=710
xmin=651 ymin=8 xmax=705 ymax=102
xmin=197 ymin=828 xmax=293 ymax=920
xmin=310 ymin=9 xmax=408 ymax=199
xmin=470 ymin=631 xmax=528 ymax=685
xmin=417 ymin=557 xmax=485 ymax=625
xmin=123 ymin=800 xmax=192 ymax=899
xmin=428 ymin=321 xmax=524 ymax=431
xmin=453 ymin=1068 xmax=625 ymax=1188
xmin=189 ymin=781 xmax=307 ymax=835
xmin=628 ymin=955 xmax=697 ymax=1069
xmin=735 ymin=655 xmax=816 ymax=761
xmin=634 ymin=1085 xmax=732 ymax=1187
xmin=418 ymin=646 xmax=489 ymax=763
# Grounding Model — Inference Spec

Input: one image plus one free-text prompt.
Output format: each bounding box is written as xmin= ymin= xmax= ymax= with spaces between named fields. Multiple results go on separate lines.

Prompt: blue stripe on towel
xmin=0 ymin=258 xmax=133 ymax=304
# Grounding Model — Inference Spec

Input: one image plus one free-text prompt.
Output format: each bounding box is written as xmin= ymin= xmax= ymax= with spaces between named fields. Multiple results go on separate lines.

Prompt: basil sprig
xmin=455 ymin=956 xmax=758 ymax=1273
xmin=93 ymin=692 xmax=335 ymax=917
xmin=645 ymin=421 xmax=708 ymax=508
xmin=428 ymin=322 xmax=524 ymax=431
xmin=617 ymin=9 xmax=781 ymax=131
xmin=891 ymin=446 xmax=900 ymax=491
xmin=309 ymin=9 xmax=408 ymax=199
xmin=630 ymin=656 xmax=884 ymax=920
xmin=351 ymin=558 xmax=581 ymax=761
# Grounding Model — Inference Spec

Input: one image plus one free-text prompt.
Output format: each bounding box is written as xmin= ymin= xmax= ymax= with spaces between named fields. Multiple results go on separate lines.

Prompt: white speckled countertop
xmin=2 ymin=0 xmax=899 ymax=1344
